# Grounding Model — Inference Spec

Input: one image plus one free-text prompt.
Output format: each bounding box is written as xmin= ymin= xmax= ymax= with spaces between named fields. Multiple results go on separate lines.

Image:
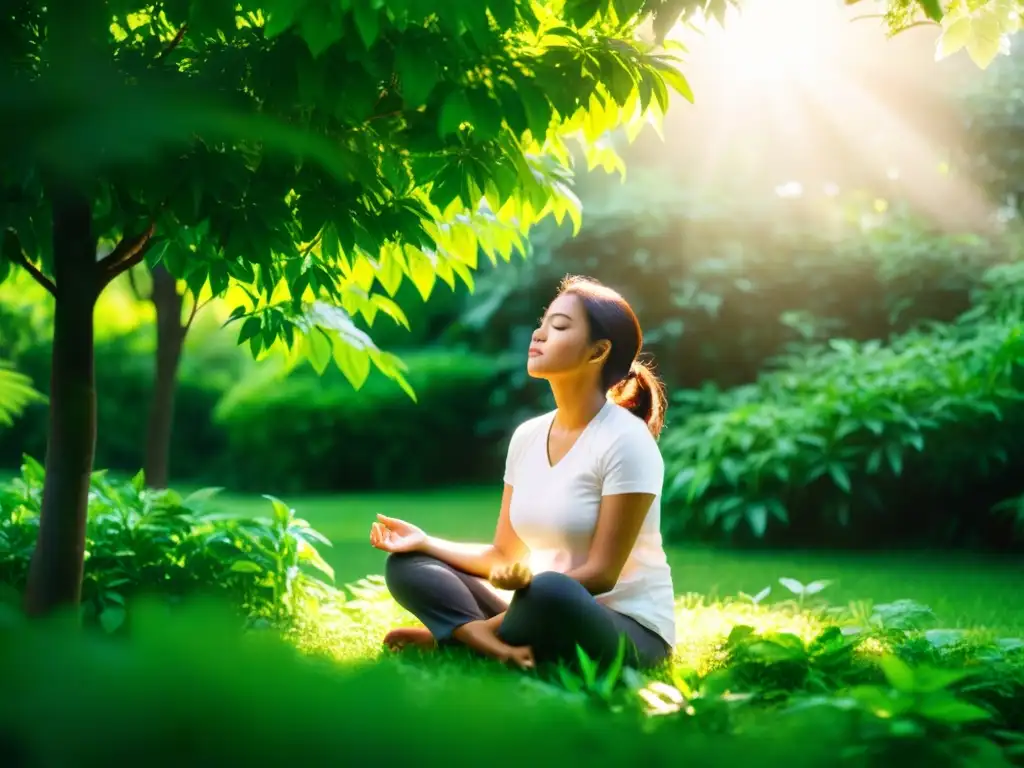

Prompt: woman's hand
xmin=502 ymin=645 xmax=535 ymax=670
xmin=489 ymin=561 xmax=532 ymax=591
xmin=370 ymin=514 xmax=427 ymax=554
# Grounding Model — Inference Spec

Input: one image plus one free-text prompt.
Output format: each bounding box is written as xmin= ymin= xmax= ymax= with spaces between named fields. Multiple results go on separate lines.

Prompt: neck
xmin=549 ymin=376 xmax=607 ymax=430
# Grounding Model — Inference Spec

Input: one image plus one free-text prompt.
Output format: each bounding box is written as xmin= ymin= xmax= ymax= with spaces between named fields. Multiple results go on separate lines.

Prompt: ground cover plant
xmin=2 ymin=467 xmax=1022 ymax=766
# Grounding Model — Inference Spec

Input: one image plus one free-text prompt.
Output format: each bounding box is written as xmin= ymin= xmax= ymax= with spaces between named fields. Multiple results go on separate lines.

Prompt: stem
xmin=3 ymin=229 xmax=57 ymax=297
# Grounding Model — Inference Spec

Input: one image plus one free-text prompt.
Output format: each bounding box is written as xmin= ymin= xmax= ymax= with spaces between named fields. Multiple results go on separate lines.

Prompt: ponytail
xmin=607 ymin=359 xmax=667 ymax=439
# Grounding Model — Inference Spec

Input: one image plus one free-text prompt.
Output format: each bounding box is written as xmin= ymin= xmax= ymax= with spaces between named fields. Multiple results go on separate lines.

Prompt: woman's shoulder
xmin=508 ymin=409 xmax=555 ymax=447
xmin=603 ymin=402 xmax=658 ymax=441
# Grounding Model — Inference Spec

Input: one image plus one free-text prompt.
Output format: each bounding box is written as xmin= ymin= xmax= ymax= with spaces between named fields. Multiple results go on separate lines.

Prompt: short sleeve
xmin=600 ymin=423 xmax=665 ymax=496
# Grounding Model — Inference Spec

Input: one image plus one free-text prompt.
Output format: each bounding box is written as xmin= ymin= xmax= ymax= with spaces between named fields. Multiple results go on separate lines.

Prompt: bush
xmin=0 ymin=324 xmax=536 ymax=492
xmin=459 ymin=177 xmax=1018 ymax=390
xmin=0 ymin=458 xmax=336 ymax=630
xmin=0 ymin=326 xmax=238 ymax=483
xmin=0 ymin=604 xmax=849 ymax=768
xmin=214 ymin=349 xmax=532 ymax=493
xmin=0 ymin=580 xmax=1021 ymax=767
xmin=660 ymin=264 xmax=1024 ymax=549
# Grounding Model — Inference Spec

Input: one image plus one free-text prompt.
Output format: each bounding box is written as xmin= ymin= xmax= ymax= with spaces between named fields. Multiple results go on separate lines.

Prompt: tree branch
xmin=158 ymin=24 xmax=187 ymax=60
xmin=3 ymin=229 xmax=56 ymax=297
xmin=97 ymin=221 xmax=156 ymax=283
xmin=183 ymin=296 xmax=212 ymax=332
xmin=125 ymin=264 xmax=149 ymax=301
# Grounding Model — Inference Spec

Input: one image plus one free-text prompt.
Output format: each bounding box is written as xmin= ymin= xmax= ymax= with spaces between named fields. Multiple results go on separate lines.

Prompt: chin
xmin=526 ymin=358 xmax=550 ymax=379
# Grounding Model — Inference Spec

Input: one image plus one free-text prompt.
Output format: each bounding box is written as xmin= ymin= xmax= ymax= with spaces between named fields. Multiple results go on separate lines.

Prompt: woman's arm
xmin=420 ymin=484 xmax=528 ymax=578
xmin=563 ymin=492 xmax=655 ymax=595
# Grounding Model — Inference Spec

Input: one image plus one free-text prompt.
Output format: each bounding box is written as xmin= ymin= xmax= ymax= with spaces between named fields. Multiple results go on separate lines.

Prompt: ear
xmin=589 ymin=339 xmax=611 ymax=365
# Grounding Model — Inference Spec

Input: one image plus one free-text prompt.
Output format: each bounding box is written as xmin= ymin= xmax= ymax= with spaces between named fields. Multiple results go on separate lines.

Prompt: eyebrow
xmin=546 ymin=312 xmax=573 ymax=322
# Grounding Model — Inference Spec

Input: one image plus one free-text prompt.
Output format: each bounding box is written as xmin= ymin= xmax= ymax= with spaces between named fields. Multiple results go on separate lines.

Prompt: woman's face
xmin=527 ymin=293 xmax=606 ymax=379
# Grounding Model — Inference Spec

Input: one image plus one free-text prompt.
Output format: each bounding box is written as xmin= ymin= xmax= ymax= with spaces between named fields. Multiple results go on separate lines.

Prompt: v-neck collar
xmin=544 ymin=400 xmax=610 ymax=469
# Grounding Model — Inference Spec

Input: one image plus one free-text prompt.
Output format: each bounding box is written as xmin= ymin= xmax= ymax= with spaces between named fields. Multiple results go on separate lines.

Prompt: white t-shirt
xmin=502 ymin=400 xmax=677 ymax=647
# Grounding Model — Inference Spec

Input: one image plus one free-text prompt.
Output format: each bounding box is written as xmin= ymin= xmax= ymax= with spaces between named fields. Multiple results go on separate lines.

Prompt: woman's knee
xmin=383 ymin=552 xmax=437 ymax=593
xmin=521 ymin=571 xmax=587 ymax=612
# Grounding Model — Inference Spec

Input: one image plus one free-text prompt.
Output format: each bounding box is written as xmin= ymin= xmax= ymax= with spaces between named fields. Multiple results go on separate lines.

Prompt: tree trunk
xmin=24 ymin=189 xmax=99 ymax=617
xmin=144 ymin=264 xmax=185 ymax=489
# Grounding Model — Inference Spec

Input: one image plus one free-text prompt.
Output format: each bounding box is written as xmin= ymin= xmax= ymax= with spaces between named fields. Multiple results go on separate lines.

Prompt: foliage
xmin=659 ymin=261 xmax=1024 ymax=547
xmin=0 ymin=0 xmax=712 ymax=392
xmin=0 ymin=361 xmax=43 ymax=429
xmin=958 ymin=43 xmax=1024 ymax=216
xmin=862 ymin=0 xmax=1021 ymax=70
xmin=0 ymin=328 xmax=539 ymax=490
xmin=2 ymin=573 xmax=1024 ymax=767
xmin=457 ymin=174 xmax=1018 ymax=389
xmin=0 ymin=604 xmax=853 ymax=768
xmin=0 ymin=457 xmax=336 ymax=629
xmin=214 ymin=348 xmax=532 ymax=492
xmin=0 ymin=327 xmax=238 ymax=481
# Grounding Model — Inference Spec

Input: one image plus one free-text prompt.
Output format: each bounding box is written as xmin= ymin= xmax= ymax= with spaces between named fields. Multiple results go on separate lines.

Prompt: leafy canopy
xmin=0 ymin=0 xmax=720 ymax=394
xmin=852 ymin=0 xmax=1022 ymax=70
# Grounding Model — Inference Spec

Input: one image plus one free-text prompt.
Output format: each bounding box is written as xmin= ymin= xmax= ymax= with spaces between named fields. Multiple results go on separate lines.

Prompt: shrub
xmin=0 ymin=457 xmax=335 ymax=630
xmin=0 ymin=579 xmax=1021 ymax=767
xmin=459 ymin=178 xmax=1018 ymax=390
xmin=0 ymin=361 xmax=43 ymax=428
xmin=214 ymin=349 xmax=531 ymax=493
xmin=660 ymin=266 xmax=1024 ymax=548
xmin=0 ymin=327 xmax=238 ymax=483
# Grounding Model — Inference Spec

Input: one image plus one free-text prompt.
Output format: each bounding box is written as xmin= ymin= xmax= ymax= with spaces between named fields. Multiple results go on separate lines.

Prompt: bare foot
xmin=383 ymin=626 xmax=437 ymax=652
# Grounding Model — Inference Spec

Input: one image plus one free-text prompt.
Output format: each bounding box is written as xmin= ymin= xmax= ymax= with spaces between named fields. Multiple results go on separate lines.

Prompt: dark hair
xmin=557 ymin=275 xmax=667 ymax=439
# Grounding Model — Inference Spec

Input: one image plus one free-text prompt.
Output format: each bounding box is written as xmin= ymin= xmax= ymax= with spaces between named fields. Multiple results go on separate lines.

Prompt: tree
xmin=123 ymin=263 xmax=209 ymax=490
xmin=0 ymin=0 xmax=721 ymax=616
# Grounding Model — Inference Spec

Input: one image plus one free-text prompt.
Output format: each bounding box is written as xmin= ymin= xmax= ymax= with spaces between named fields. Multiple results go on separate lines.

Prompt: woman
xmin=369 ymin=276 xmax=675 ymax=671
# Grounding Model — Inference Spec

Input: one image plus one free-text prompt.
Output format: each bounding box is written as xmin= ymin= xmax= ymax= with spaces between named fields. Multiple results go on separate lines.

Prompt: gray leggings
xmin=384 ymin=553 xmax=672 ymax=670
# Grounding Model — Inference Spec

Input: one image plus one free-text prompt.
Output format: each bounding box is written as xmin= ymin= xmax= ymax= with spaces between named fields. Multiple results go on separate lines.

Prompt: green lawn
xmin=213 ymin=486 xmax=1024 ymax=636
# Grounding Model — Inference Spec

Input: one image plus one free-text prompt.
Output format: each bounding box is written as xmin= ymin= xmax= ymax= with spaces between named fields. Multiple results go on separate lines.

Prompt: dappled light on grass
xmin=670 ymin=592 xmax=824 ymax=675
xmin=289 ymin=575 xmax=824 ymax=676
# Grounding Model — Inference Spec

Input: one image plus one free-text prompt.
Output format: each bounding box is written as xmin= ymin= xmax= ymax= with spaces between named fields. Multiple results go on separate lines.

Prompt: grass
xmin=206 ymin=487 xmax=1024 ymax=672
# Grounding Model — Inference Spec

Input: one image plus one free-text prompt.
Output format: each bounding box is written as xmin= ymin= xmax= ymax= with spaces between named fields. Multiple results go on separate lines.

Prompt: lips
xmin=528 ymin=347 xmax=542 ymax=358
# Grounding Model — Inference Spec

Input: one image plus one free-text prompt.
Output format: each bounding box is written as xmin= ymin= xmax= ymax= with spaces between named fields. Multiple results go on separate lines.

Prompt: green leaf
xmin=299 ymin=3 xmax=342 ymax=58
xmin=238 ymin=316 xmax=262 ymax=344
xmin=649 ymin=58 xmax=694 ymax=103
xmin=466 ymin=88 xmax=502 ymax=140
xmin=264 ymin=0 xmax=304 ymax=38
xmin=885 ymin=443 xmax=903 ymax=476
xmin=99 ymin=606 xmax=127 ymax=634
xmin=396 ymin=45 xmax=438 ymax=106
xmin=565 ymin=0 xmax=603 ymax=27
xmin=918 ymin=0 xmax=943 ymax=23
xmin=916 ymin=695 xmax=992 ymax=724
xmin=516 ymin=78 xmax=554 ymax=139
xmin=439 ymin=90 xmax=472 ymax=137
xmin=230 ymin=560 xmax=264 ymax=573
xmin=370 ymin=294 xmax=410 ymax=329
xmin=352 ymin=1 xmax=380 ymax=49
xmin=406 ymin=249 xmax=437 ymax=300
xmin=334 ymin=339 xmax=372 ymax=389
xmin=878 ymin=655 xmax=916 ymax=692
xmin=938 ymin=16 xmax=972 ymax=56
xmin=827 ymin=463 xmax=851 ymax=493
xmin=965 ymin=10 xmax=1004 ymax=69
xmin=746 ymin=504 xmax=767 ymax=537
xmin=302 ymin=327 xmax=333 ymax=375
